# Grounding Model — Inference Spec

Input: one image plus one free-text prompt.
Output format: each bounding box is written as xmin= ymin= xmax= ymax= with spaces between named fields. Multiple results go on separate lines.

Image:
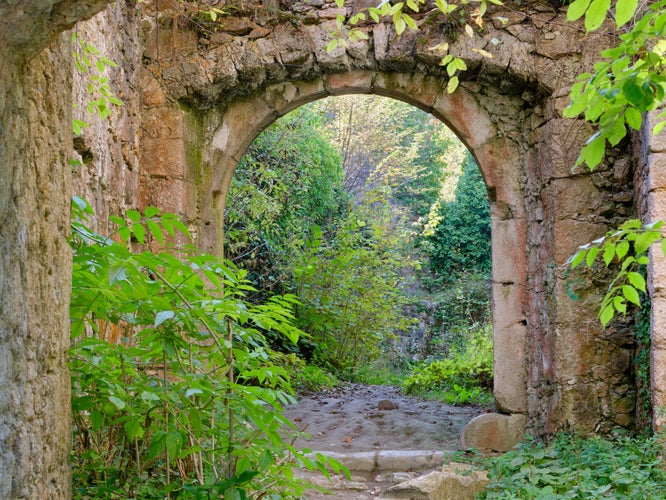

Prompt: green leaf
xmin=624 ymin=79 xmax=647 ymax=108
xmin=615 ymin=0 xmax=638 ymax=27
xmin=155 ymin=310 xmax=175 ymax=327
xmin=622 ymin=284 xmax=641 ymax=305
xmin=579 ymin=134 xmax=606 ymax=169
xmin=108 ymin=395 xmax=126 ymax=410
xmin=403 ymin=13 xmax=417 ymax=30
xmin=625 ymin=107 xmax=643 ymax=130
xmin=165 ymin=431 xmax=184 ymax=462
xmin=131 ymin=222 xmax=146 ymax=244
xmin=613 ymin=295 xmax=627 ymax=314
xmin=118 ymin=226 xmax=131 ymax=242
xmin=185 ymin=388 xmax=203 ymax=398
xmin=635 ymin=230 xmax=659 ymax=254
xmin=599 ymin=302 xmax=615 ymax=327
xmin=124 ymin=420 xmax=144 ymax=440
xmin=126 ymin=209 xmax=141 ymax=223
xmin=603 ymin=242 xmax=616 ymax=266
xmin=627 ymin=271 xmax=646 ymax=291
xmin=585 ymin=0 xmax=610 ymax=31
xmin=606 ymin=118 xmax=626 ymax=146
xmin=569 ymin=248 xmax=587 ymax=268
xmin=90 ymin=409 xmax=104 ymax=431
xmin=394 ymin=13 xmax=406 ymax=35
xmin=567 ymin=0 xmax=592 ymax=21
xmin=325 ymin=39 xmax=338 ymax=52
xmin=585 ymin=246 xmax=599 ymax=267
xmin=72 ymin=119 xmax=89 ymax=135
xmin=108 ymin=263 xmax=128 ymax=285
xmin=447 ymin=76 xmax=459 ymax=94
xmin=144 ymin=206 xmax=160 ymax=218
xmin=146 ymin=220 xmax=164 ymax=244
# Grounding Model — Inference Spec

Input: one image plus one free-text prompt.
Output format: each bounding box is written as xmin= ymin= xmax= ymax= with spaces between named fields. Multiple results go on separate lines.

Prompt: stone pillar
xmin=645 ymin=111 xmax=666 ymax=433
xmin=0 ymin=36 xmax=75 ymax=500
xmin=0 ymin=1 xmax=112 ymax=496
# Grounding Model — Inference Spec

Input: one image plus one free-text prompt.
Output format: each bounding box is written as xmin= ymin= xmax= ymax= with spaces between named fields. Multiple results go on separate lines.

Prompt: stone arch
xmin=137 ymin=2 xmax=638 ymax=438
xmin=203 ymin=71 xmax=529 ymax=423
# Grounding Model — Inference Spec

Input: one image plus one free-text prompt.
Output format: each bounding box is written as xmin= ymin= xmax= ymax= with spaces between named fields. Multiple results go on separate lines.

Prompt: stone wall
xmin=642 ymin=110 xmax=666 ymax=432
xmin=71 ymin=0 xmax=144 ymax=225
xmin=0 ymin=1 xmax=113 ymax=496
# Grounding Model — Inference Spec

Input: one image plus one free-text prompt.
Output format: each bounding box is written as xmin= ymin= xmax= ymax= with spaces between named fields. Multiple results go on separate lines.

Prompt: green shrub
xmin=69 ymin=199 xmax=340 ymax=499
xmin=351 ymin=357 xmax=411 ymax=386
xmin=292 ymin=364 xmax=341 ymax=394
xmin=403 ymin=325 xmax=492 ymax=405
xmin=479 ymin=433 xmax=666 ymax=499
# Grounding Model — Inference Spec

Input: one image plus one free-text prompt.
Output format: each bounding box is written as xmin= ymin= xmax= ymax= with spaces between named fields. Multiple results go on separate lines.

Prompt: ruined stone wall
xmin=72 ymin=0 xmax=144 ymax=225
xmin=0 ymin=1 xmax=113 ymax=496
xmin=132 ymin=0 xmax=640 ymax=436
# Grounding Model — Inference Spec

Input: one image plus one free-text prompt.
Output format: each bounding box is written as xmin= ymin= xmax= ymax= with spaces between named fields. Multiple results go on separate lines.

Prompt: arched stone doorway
xmin=137 ymin=2 xmax=637 ymax=437
xmin=202 ymin=72 xmax=528 ymax=424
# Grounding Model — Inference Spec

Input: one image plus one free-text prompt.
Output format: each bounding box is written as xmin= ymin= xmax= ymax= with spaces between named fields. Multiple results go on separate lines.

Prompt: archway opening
xmin=222 ymin=93 xmax=495 ymax=450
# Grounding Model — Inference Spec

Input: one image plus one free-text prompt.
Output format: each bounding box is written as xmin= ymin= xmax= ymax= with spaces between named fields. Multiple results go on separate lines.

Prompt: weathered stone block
xmin=142 ymin=107 xmax=184 ymax=139
xmin=141 ymin=137 xmax=186 ymax=178
xmin=377 ymin=451 xmax=446 ymax=472
xmin=431 ymin=88 xmax=494 ymax=149
xmin=373 ymin=72 xmax=443 ymax=110
xmin=475 ymin=138 xmax=526 ymax=219
xmin=648 ymin=110 xmax=666 ymax=153
xmin=491 ymin=218 xmax=527 ymax=285
xmin=549 ymin=176 xmax=602 ymax=219
xmin=651 ymin=347 xmax=666 ymax=431
xmin=384 ymin=464 xmax=489 ymax=500
xmin=552 ymin=219 xmax=607 ymax=265
xmin=492 ymin=282 xmax=526 ymax=330
xmin=326 ymin=70 xmax=374 ymax=96
xmin=494 ymin=324 xmax=528 ymax=413
xmin=459 ymin=413 xmax=526 ymax=452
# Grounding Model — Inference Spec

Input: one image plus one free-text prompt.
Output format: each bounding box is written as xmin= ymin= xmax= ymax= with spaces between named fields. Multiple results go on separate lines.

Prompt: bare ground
xmin=283 ymin=383 xmax=486 ymax=453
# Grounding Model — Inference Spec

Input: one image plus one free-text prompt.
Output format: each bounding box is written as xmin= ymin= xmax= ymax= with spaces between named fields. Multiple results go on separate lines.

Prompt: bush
xmin=403 ymin=324 xmax=492 ymax=405
xmin=292 ymin=364 xmax=340 ymax=394
xmin=69 ymin=199 xmax=340 ymax=499
xmin=479 ymin=433 xmax=666 ymax=499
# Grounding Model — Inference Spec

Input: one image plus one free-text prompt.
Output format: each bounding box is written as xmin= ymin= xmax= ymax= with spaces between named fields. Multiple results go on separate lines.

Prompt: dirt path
xmin=283 ymin=383 xmax=486 ymax=453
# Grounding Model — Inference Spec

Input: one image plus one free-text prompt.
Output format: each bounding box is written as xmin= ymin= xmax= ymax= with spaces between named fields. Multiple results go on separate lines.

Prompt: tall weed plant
xmin=69 ymin=197 xmax=339 ymax=498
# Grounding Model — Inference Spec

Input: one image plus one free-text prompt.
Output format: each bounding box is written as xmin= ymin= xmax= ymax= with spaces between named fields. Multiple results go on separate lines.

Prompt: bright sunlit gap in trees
xmin=224 ymin=94 xmax=494 ymax=406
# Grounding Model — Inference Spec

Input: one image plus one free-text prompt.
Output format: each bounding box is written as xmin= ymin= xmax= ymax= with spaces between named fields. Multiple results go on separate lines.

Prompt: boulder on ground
xmin=459 ymin=412 xmax=526 ymax=452
xmin=382 ymin=462 xmax=489 ymax=500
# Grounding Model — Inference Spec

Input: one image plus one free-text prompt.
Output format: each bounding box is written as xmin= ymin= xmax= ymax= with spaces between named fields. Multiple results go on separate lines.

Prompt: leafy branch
xmin=71 ymin=33 xmax=123 ymax=135
xmin=568 ymin=219 xmax=663 ymax=326
xmin=70 ymin=198 xmax=343 ymax=497
xmin=328 ymin=0 xmax=500 ymax=93
xmin=564 ymin=0 xmax=666 ymax=169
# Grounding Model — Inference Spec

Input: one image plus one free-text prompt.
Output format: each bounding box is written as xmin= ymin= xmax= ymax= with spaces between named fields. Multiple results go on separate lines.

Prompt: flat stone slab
xmin=306 ymin=450 xmax=449 ymax=474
